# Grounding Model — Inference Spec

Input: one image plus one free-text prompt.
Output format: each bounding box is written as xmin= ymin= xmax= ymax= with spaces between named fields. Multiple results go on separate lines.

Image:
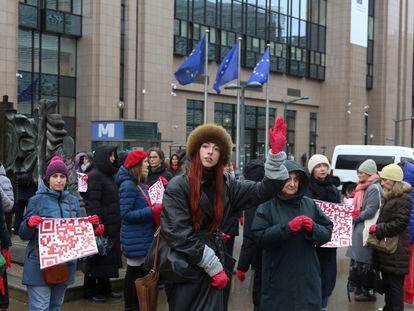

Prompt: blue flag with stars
xmin=213 ymin=43 xmax=238 ymax=94
xmin=247 ymin=48 xmax=270 ymax=85
xmin=174 ymin=36 xmax=206 ymax=85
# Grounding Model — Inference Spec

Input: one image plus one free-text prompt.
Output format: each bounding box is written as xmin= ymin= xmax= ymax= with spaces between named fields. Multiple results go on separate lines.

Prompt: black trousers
xmin=83 ymin=275 xmax=112 ymax=298
xmin=0 ymin=271 xmax=9 ymax=309
xmin=382 ymin=272 xmax=404 ymax=311
xmin=124 ymin=264 xmax=148 ymax=311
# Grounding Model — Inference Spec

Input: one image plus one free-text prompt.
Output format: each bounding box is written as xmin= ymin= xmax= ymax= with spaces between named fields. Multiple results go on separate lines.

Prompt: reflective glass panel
xmin=18 ymin=30 xmax=32 ymax=72
xmin=59 ymin=97 xmax=75 ymax=116
xmin=60 ymin=37 xmax=76 ymax=76
xmin=41 ymin=34 xmax=58 ymax=75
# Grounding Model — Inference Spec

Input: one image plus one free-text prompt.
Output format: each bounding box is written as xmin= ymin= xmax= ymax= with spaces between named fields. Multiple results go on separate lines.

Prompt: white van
xmin=331 ymin=145 xmax=414 ymax=195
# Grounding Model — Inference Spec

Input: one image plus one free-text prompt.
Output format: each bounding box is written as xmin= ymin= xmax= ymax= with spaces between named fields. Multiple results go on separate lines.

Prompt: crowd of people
xmin=0 ymin=117 xmax=412 ymax=310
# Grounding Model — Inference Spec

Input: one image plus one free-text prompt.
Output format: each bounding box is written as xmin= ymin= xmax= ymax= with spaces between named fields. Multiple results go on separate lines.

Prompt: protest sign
xmin=77 ymin=172 xmax=88 ymax=192
xmin=148 ymin=179 xmax=165 ymax=205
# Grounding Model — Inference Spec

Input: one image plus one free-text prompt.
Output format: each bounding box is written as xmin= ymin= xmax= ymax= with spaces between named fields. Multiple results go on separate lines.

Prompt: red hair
xmin=188 ymin=151 xmax=225 ymax=233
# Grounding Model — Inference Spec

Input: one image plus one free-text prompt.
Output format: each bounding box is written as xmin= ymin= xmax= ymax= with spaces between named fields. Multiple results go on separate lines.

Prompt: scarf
xmin=308 ymin=175 xmax=341 ymax=203
xmin=171 ymin=164 xmax=179 ymax=172
xmin=352 ymin=174 xmax=379 ymax=212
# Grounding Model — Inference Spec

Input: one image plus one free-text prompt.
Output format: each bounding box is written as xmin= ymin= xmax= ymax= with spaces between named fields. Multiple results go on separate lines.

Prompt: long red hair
xmin=188 ymin=151 xmax=225 ymax=233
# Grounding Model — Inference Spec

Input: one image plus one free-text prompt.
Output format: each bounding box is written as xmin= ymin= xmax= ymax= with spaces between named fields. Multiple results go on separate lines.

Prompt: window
xmin=41 ymin=34 xmax=58 ymax=75
xmin=286 ymin=110 xmax=296 ymax=157
xmin=367 ymin=0 xmax=375 ymax=89
xmin=215 ymin=102 xmax=236 ymax=141
xmin=186 ymin=100 xmax=204 ymax=137
xmin=60 ymin=37 xmax=76 ymax=76
xmin=309 ymin=112 xmax=317 ymax=156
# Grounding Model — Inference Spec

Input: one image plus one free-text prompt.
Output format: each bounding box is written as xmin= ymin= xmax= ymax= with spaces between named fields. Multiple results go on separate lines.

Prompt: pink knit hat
xmin=45 ymin=156 xmax=68 ymax=181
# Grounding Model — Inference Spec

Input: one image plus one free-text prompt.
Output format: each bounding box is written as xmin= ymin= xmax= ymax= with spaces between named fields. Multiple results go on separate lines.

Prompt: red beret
xmin=124 ymin=150 xmax=147 ymax=168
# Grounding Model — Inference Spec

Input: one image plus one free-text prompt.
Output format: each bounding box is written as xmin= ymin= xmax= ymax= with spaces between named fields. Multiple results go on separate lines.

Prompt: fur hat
xmin=307 ymin=154 xmax=330 ymax=174
xmin=358 ymin=159 xmax=377 ymax=176
xmin=186 ymin=124 xmax=233 ymax=165
xmin=124 ymin=150 xmax=147 ymax=169
xmin=45 ymin=156 xmax=68 ymax=181
xmin=380 ymin=164 xmax=403 ymax=182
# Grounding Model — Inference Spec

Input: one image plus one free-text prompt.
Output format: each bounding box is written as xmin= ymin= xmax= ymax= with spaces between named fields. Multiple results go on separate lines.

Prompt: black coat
xmin=85 ymin=146 xmax=121 ymax=278
xmin=161 ymin=173 xmax=286 ymax=311
xmin=146 ymin=165 xmax=173 ymax=187
xmin=372 ymin=191 xmax=412 ymax=275
xmin=0 ymin=197 xmax=11 ymax=249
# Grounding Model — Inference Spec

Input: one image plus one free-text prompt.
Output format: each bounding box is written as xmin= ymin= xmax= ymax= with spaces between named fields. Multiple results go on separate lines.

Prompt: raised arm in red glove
xmin=211 ymin=270 xmax=229 ymax=289
xmin=236 ymin=269 xmax=246 ymax=282
xmin=87 ymin=214 xmax=100 ymax=225
xmin=94 ymin=224 xmax=105 ymax=236
xmin=288 ymin=216 xmax=303 ymax=232
xmin=269 ymin=117 xmax=287 ymax=154
xmin=27 ymin=215 xmax=44 ymax=228
xmin=1 ymin=248 xmax=11 ymax=269
xmin=302 ymin=216 xmax=314 ymax=233
xmin=151 ymin=204 xmax=163 ymax=228
xmin=369 ymin=224 xmax=377 ymax=234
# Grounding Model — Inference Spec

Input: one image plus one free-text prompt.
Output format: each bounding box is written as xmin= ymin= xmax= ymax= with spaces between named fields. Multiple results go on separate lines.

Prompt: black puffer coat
xmin=85 ymin=146 xmax=121 ymax=278
xmin=146 ymin=165 xmax=173 ymax=187
xmin=372 ymin=186 xmax=412 ymax=275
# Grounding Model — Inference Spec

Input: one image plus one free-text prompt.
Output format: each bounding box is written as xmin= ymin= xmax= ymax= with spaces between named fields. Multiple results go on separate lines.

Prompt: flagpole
xmin=265 ymin=44 xmax=271 ymax=156
xmin=204 ymin=30 xmax=209 ymax=124
xmin=235 ymin=37 xmax=242 ymax=172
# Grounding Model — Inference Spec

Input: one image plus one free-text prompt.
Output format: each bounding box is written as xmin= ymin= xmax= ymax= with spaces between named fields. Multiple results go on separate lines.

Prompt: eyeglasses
xmin=149 ymin=156 xmax=159 ymax=159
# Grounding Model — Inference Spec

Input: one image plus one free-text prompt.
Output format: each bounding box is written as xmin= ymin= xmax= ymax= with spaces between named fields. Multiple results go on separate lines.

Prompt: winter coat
xmin=85 ymin=146 xmax=121 ymax=278
xmin=372 ymin=188 xmax=412 ymax=275
xmin=346 ymin=182 xmax=382 ymax=264
xmin=19 ymin=181 xmax=81 ymax=286
xmin=0 ymin=197 xmax=11 ymax=250
xmin=403 ymin=161 xmax=414 ymax=242
xmin=161 ymin=152 xmax=288 ymax=311
xmin=306 ymin=175 xmax=341 ymax=298
xmin=0 ymin=165 xmax=13 ymax=212
xmin=147 ymin=165 xmax=173 ymax=187
xmin=252 ymin=161 xmax=333 ymax=311
xmin=115 ymin=166 xmax=154 ymax=258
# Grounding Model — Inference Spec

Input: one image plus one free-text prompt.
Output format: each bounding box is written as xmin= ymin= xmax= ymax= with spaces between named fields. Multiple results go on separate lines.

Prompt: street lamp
xmin=224 ymin=81 xmax=263 ymax=176
xmin=393 ymin=116 xmax=414 ymax=146
xmin=364 ymin=105 xmax=369 ymax=145
xmin=282 ymin=96 xmax=309 ymax=157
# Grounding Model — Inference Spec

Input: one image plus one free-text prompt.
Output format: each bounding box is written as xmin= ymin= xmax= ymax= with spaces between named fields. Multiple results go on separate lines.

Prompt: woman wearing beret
xmin=161 ymin=118 xmax=289 ymax=311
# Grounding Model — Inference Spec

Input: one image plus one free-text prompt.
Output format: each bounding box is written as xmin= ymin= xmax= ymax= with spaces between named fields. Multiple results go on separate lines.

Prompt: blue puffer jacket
xmin=19 ymin=181 xmax=81 ymax=286
xmin=403 ymin=161 xmax=414 ymax=242
xmin=115 ymin=166 xmax=154 ymax=258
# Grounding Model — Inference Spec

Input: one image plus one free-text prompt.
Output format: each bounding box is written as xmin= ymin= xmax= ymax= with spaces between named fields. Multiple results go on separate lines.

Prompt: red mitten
xmin=302 ymin=216 xmax=314 ymax=233
xmin=27 ymin=215 xmax=44 ymax=228
xmin=87 ymin=214 xmax=100 ymax=225
xmin=236 ymin=269 xmax=246 ymax=282
xmin=152 ymin=204 xmax=163 ymax=228
xmin=220 ymin=232 xmax=231 ymax=242
xmin=239 ymin=216 xmax=244 ymax=226
xmin=94 ymin=224 xmax=105 ymax=236
xmin=288 ymin=216 xmax=303 ymax=232
xmin=1 ymin=249 xmax=11 ymax=270
xmin=0 ymin=276 xmax=4 ymax=295
xmin=369 ymin=224 xmax=377 ymax=234
xmin=269 ymin=117 xmax=287 ymax=154
xmin=352 ymin=208 xmax=360 ymax=220
xmin=158 ymin=176 xmax=169 ymax=186
xmin=211 ymin=271 xmax=229 ymax=289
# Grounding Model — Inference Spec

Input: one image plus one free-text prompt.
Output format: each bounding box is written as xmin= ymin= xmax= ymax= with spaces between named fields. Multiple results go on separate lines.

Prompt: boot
xmin=354 ymin=290 xmax=376 ymax=302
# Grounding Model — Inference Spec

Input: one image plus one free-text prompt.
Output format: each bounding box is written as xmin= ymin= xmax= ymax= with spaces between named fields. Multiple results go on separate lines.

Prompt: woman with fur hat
xmin=115 ymin=150 xmax=159 ymax=311
xmin=161 ymin=118 xmax=289 ymax=311
xmin=370 ymin=164 xmax=412 ymax=311
xmin=252 ymin=160 xmax=333 ymax=310
xmin=346 ymin=159 xmax=383 ymax=301
xmin=19 ymin=156 xmax=97 ymax=310
xmin=306 ymin=154 xmax=341 ymax=311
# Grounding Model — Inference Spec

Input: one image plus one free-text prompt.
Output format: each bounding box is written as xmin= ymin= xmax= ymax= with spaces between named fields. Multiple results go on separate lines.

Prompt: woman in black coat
xmin=83 ymin=146 xmax=122 ymax=303
xmin=161 ymin=118 xmax=289 ymax=311
xmin=146 ymin=147 xmax=173 ymax=186
xmin=370 ymin=164 xmax=412 ymax=311
xmin=305 ymin=154 xmax=341 ymax=311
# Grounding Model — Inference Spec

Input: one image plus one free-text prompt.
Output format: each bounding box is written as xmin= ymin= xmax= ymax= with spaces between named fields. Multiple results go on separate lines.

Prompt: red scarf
xmin=352 ymin=174 xmax=379 ymax=212
xmin=171 ymin=164 xmax=179 ymax=172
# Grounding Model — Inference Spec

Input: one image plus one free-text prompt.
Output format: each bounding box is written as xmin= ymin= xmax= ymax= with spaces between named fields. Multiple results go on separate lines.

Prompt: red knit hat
xmin=124 ymin=150 xmax=147 ymax=169
xmin=45 ymin=156 xmax=68 ymax=181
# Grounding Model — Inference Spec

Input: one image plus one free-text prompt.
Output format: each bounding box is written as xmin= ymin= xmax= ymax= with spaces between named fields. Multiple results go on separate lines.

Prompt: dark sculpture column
xmin=0 ymin=95 xmax=14 ymax=164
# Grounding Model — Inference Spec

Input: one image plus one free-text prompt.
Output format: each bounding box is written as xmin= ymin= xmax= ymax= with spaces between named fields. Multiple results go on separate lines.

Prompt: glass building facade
xmin=174 ymin=0 xmax=327 ymax=80
xmin=17 ymin=0 xmax=82 ymax=138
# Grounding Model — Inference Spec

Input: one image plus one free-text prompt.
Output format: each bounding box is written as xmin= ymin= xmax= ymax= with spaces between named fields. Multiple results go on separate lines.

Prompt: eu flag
xmin=174 ymin=36 xmax=206 ymax=85
xmin=18 ymin=78 xmax=38 ymax=102
xmin=247 ymin=47 xmax=270 ymax=85
xmin=213 ymin=43 xmax=238 ymax=94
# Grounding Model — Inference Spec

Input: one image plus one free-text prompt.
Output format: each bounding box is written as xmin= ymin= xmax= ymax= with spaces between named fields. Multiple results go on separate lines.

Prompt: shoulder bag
xmin=366 ymin=233 xmax=399 ymax=254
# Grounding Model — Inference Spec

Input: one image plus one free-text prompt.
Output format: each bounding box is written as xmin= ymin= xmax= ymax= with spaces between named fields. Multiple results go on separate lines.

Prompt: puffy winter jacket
xmin=0 ymin=165 xmax=13 ymax=212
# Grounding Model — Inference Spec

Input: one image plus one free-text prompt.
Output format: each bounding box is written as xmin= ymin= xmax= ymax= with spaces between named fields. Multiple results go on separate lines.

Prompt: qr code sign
xmin=39 ymin=218 xmax=98 ymax=269
xmin=314 ymin=200 xmax=353 ymax=248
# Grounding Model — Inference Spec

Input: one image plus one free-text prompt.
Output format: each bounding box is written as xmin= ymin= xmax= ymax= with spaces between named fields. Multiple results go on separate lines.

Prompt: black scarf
xmin=308 ymin=175 xmax=341 ymax=203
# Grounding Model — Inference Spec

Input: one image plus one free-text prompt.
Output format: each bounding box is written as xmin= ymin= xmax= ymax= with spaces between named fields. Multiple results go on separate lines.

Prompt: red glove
xmin=211 ymin=271 xmax=229 ymax=289
xmin=87 ymin=215 xmax=100 ymax=225
xmin=1 ymin=249 xmax=11 ymax=270
xmin=369 ymin=224 xmax=377 ymax=234
xmin=94 ymin=224 xmax=105 ymax=236
xmin=158 ymin=176 xmax=169 ymax=186
xmin=236 ymin=269 xmax=246 ymax=282
xmin=269 ymin=117 xmax=287 ymax=154
xmin=352 ymin=208 xmax=360 ymax=220
xmin=302 ymin=216 xmax=314 ymax=233
xmin=288 ymin=216 xmax=303 ymax=232
xmin=220 ymin=232 xmax=231 ymax=242
xmin=239 ymin=216 xmax=244 ymax=226
xmin=152 ymin=204 xmax=163 ymax=228
xmin=27 ymin=215 xmax=44 ymax=228
xmin=0 ymin=276 xmax=4 ymax=296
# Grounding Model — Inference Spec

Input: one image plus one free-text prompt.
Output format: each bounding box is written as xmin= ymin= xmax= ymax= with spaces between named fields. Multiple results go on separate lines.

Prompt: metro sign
xmin=91 ymin=121 xmax=124 ymax=141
